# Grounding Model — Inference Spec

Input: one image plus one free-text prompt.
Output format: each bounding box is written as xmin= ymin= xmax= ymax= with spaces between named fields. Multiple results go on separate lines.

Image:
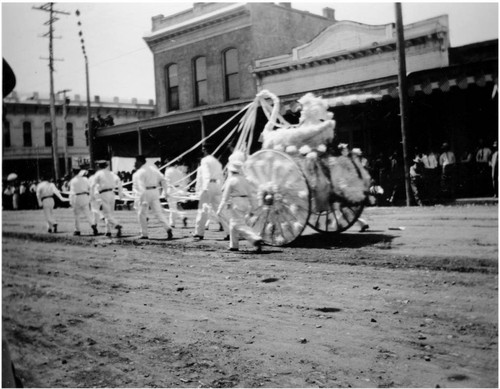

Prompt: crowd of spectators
xmin=3 ymin=139 xmax=498 ymax=210
xmin=362 ymin=138 xmax=498 ymax=206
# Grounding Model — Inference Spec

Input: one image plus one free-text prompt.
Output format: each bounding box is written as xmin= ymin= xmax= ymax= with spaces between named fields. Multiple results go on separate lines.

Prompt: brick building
xmin=2 ymin=93 xmax=155 ymax=180
xmin=252 ymin=15 xmax=498 ymax=160
xmin=97 ymin=2 xmax=337 ymax=165
xmin=96 ymin=2 xmax=497 ymax=192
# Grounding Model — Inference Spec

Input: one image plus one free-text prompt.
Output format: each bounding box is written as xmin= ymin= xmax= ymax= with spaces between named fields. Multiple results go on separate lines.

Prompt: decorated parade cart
xmin=131 ymin=89 xmax=371 ymax=247
xmin=240 ymin=90 xmax=371 ymax=246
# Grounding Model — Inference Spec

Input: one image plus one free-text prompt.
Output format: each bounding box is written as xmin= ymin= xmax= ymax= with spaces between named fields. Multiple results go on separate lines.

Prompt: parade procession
xmin=2 ymin=3 xmax=498 ymax=388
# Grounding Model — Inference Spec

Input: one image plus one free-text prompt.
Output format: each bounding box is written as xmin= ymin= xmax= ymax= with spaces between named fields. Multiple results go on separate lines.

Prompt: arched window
xmin=223 ymin=48 xmax=240 ymax=100
xmin=166 ymin=64 xmax=179 ymax=111
xmin=44 ymin=122 xmax=52 ymax=147
xmin=66 ymin=122 xmax=74 ymax=147
xmin=23 ymin=122 xmax=32 ymax=147
xmin=3 ymin=121 xmax=11 ymax=148
xmin=194 ymin=56 xmax=207 ymax=106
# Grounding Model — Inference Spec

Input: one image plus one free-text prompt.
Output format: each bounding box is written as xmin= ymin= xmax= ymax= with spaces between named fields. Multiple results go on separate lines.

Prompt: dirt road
xmin=2 ymin=204 xmax=498 ymax=388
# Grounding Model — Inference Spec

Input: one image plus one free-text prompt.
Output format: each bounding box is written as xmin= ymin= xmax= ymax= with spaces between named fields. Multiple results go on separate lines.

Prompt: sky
xmin=1 ymin=2 xmax=498 ymax=103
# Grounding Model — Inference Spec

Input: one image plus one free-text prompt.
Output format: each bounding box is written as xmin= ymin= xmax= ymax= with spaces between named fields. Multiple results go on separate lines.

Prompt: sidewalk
xmin=451 ymin=196 xmax=498 ymax=206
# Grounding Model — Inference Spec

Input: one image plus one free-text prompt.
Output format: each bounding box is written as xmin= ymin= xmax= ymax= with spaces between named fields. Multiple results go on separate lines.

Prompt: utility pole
xmin=34 ymin=3 xmax=69 ymax=181
xmin=57 ymin=89 xmax=71 ymax=176
xmin=395 ymin=3 xmax=412 ymax=206
xmin=76 ymin=9 xmax=95 ymax=170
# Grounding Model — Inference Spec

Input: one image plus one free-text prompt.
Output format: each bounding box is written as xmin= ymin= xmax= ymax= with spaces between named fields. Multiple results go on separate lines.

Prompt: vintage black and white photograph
xmin=2 ymin=1 xmax=498 ymax=387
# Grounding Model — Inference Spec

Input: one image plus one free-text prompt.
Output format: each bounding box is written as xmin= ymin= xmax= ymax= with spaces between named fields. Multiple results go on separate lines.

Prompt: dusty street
xmin=2 ymin=204 xmax=498 ymax=388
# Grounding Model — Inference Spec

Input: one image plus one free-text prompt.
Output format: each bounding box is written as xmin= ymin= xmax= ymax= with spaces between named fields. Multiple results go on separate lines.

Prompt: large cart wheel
xmin=244 ymin=150 xmax=311 ymax=246
xmin=308 ymin=199 xmax=364 ymax=234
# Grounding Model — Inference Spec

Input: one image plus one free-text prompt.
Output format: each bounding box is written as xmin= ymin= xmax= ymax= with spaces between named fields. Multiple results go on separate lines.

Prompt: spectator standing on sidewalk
xmin=490 ymin=141 xmax=498 ymax=197
xmin=421 ymin=147 xmax=439 ymax=203
xmin=409 ymin=157 xmax=424 ymax=206
xmin=439 ymin=142 xmax=456 ymax=199
xmin=475 ymin=138 xmax=492 ymax=196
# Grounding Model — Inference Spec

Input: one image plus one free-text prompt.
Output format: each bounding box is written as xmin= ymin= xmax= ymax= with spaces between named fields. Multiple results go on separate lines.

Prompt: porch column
xmin=137 ymin=124 xmax=143 ymax=155
xmin=200 ymin=114 xmax=206 ymax=145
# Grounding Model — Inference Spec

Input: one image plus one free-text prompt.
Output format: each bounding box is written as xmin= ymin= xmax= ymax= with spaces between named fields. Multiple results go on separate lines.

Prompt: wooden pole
xmin=395 ymin=3 xmax=412 ymax=206
xmin=48 ymin=3 xmax=60 ymax=181
xmin=85 ymin=56 xmax=95 ymax=170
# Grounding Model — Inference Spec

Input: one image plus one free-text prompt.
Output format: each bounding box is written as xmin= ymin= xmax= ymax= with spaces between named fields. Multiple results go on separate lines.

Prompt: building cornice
xmin=144 ymin=5 xmax=249 ymax=46
xmin=253 ymin=31 xmax=445 ymax=78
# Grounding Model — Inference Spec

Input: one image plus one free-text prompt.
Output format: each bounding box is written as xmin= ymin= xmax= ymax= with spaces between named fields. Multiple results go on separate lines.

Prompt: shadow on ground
xmin=290 ymin=231 xmax=397 ymax=249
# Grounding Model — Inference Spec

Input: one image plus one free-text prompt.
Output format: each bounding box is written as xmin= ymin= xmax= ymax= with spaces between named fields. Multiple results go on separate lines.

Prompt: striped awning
xmin=291 ymin=72 xmax=498 ymax=110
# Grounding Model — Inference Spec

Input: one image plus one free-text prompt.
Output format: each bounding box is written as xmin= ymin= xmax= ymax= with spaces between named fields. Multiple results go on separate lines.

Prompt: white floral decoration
xmin=299 ymin=145 xmax=312 ymax=155
xmin=317 ymin=144 xmax=327 ymax=153
xmin=293 ymin=222 xmax=304 ymax=234
xmin=273 ymin=144 xmax=285 ymax=152
xmin=297 ymin=190 xmax=308 ymax=199
xmin=285 ymin=145 xmax=298 ymax=154
xmin=275 ymin=235 xmax=285 ymax=245
xmin=306 ymin=151 xmax=318 ymax=159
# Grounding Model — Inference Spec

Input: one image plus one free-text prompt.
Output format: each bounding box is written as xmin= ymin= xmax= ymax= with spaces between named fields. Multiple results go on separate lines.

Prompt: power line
xmin=33 ymin=2 xmax=70 ymax=181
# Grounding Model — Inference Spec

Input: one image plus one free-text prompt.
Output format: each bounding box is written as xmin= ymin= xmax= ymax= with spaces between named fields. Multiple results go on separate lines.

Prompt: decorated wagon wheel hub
xmin=245 ymin=150 xmax=311 ymax=246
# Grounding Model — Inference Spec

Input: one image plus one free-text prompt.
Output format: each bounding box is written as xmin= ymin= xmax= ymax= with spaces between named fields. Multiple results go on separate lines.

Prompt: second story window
xmin=194 ymin=56 xmax=207 ymax=106
xmin=66 ymin=122 xmax=74 ymax=147
xmin=166 ymin=64 xmax=179 ymax=111
xmin=44 ymin=122 xmax=52 ymax=147
xmin=224 ymin=48 xmax=240 ymax=100
xmin=3 ymin=121 xmax=11 ymax=148
xmin=23 ymin=121 xmax=32 ymax=147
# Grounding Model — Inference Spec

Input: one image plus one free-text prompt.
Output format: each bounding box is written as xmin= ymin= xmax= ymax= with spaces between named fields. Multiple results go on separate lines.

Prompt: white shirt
xmin=36 ymin=181 xmax=63 ymax=201
xmin=197 ymin=155 xmax=224 ymax=192
xmin=476 ymin=147 xmax=492 ymax=163
xmin=218 ymin=173 xmax=256 ymax=213
xmin=133 ymin=165 xmax=168 ymax=195
xmin=69 ymin=175 xmax=91 ymax=195
xmin=422 ymin=153 xmax=438 ymax=169
xmin=92 ymin=168 xmax=122 ymax=194
xmin=439 ymin=151 xmax=456 ymax=167
xmin=164 ymin=166 xmax=188 ymax=191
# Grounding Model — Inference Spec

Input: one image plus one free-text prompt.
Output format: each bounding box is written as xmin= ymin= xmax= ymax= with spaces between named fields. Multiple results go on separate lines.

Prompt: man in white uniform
xmin=164 ymin=161 xmax=189 ymax=228
xmin=193 ymin=145 xmax=229 ymax=241
xmin=36 ymin=176 xmax=68 ymax=233
xmin=217 ymin=152 xmax=263 ymax=252
xmin=87 ymin=169 xmax=104 ymax=229
xmin=69 ymin=167 xmax=98 ymax=236
xmin=132 ymin=155 xmax=173 ymax=240
xmin=91 ymin=160 xmax=123 ymax=237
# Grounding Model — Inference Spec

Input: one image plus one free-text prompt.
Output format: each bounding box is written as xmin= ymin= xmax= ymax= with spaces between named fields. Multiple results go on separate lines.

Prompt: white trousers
xmin=227 ymin=197 xmax=261 ymax=249
xmin=137 ymin=189 xmax=171 ymax=236
xmin=167 ymin=188 xmax=186 ymax=226
xmin=71 ymin=194 xmax=94 ymax=232
xmin=99 ymin=191 xmax=119 ymax=233
xmin=41 ymin=197 xmax=56 ymax=229
xmin=90 ymin=198 xmax=103 ymax=226
xmin=194 ymin=182 xmax=228 ymax=237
